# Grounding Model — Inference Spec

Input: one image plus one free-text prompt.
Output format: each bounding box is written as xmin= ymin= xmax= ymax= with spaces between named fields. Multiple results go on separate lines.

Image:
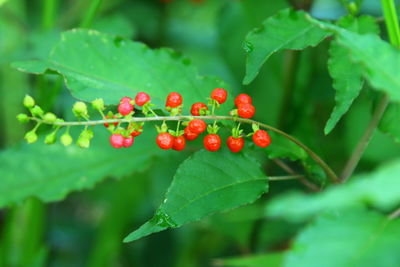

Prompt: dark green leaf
xmin=325 ymin=15 xmax=379 ymax=134
xmin=0 ymin=129 xmax=161 ymax=207
xmin=12 ymin=29 xmax=233 ymax=113
xmin=124 ymin=149 xmax=268 ymax=242
xmin=243 ymin=9 xmax=330 ymax=84
xmin=286 ymin=209 xmax=400 ymax=267
xmin=266 ymin=159 xmax=400 ymax=221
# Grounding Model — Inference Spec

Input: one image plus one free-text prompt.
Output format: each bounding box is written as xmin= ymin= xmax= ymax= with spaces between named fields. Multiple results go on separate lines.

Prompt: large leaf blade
xmin=243 ymin=9 xmax=330 ymax=84
xmin=325 ymin=15 xmax=379 ymax=134
xmin=285 ymin=209 xmax=400 ymax=267
xmin=124 ymin=149 xmax=268 ymax=242
xmin=12 ymin=29 xmax=233 ymax=112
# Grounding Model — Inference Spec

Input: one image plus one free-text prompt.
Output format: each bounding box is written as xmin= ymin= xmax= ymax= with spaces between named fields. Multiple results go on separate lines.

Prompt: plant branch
xmin=340 ymin=95 xmax=390 ymax=181
xmin=388 ymin=206 xmax=400 ymax=220
xmin=268 ymin=175 xmax=304 ymax=181
xmin=30 ymin=115 xmax=339 ymax=183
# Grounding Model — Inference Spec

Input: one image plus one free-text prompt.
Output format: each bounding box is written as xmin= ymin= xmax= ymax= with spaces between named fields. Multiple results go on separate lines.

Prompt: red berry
xmin=211 ymin=88 xmax=227 ymax=104
xmin=253 ymin=130 xmax=271 ymax=148
xmin=120 ymin=97 xmax=132 ymax=103
xmin=188 ymin=119 xmax=207 ymax=134
xmin=184 ymin=127 xmax=198 ymax=141
xmin=110 ymin=134 xmax=124 ymax=148
xmin=118 ymin=101 xmax=134 ymax=116
xmin=237 ymin=103 xmax=255 ymax=119
xmin=172 ymin=136 xmax=186 ymax=151
xmin=123 ymin=136 xmax=134 ymax=148
xmin=203 ymin=134 xmax=221 ymax=152
xmin=156 ymin=132 xmax=174 ymax=150
xmin=191 ymin=102 xmax=208 ymax=116
xmin=234 ymin=93 xmax=252 ymax=106
xmin=135 ymin=92 xmax=150 ymax=106
xmin=130 ymin=127 xmax=143 ymax=137
xmin=166 ymin=92 xmax=183 ymax=108
xmin=104 ymin=115 xmax=118 ymax=128
xmin=227 ymin=136 xmax=244 ymax=153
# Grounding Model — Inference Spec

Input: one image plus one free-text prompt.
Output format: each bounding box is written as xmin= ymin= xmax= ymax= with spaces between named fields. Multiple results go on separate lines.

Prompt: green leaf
xmin=309 ymin=17 xmax=400 ymax=102
xmin=325 ymin=15 xmax=379 ymax=134
xmin=12 ymin=29 xmax=233 ymax=113
xmin=243 ymin=9 xmax=330 ymax=84
xmin=379 ymin=103 xmax=400 ymax=144
xmin=124 ymin=149 xmax=268 ymax=242
xmin=266 ymin=159 xmax=400 ymax=221
xmin=285 ymin=209 xmax=400 ymax=267
xmin=215 ymin=252 xmax=284 ymax=267
xmin=0 ymin=129 xmax=161 ymax=207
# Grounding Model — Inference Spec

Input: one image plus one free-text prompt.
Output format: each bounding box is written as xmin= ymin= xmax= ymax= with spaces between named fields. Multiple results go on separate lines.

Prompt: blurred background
xmin=0 ymin=0 xmax=399 ymax=266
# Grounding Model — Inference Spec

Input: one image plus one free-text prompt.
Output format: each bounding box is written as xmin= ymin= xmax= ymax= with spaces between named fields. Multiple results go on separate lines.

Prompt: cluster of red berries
xmin=108 ymin=88 xmax=271 ymax=153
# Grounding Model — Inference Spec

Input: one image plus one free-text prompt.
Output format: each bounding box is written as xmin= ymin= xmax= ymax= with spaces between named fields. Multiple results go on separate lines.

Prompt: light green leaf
xmin=243 ymin=9 xmax=330 ymax=84
xmin=0 ymin=129 xmax=161 ymax=208
xmin=12 ymin=29 xmax=233 ymax=113
xmin=379 ymin=103 xmax=400 ymax=144
xmin=325 ymin=15 xmax=379 ymax=134
xmin=309 ymin=17 xmax=400 ymax=102
xmin=285 ymin=209 xmax=400 ymax=267
xmin=266 ymin=159 xmax=400 ymax=221
xmin=215 ymin=253 xmax=284 ymax=267
xmin=124 ymin=149 xmax=268 ymax=242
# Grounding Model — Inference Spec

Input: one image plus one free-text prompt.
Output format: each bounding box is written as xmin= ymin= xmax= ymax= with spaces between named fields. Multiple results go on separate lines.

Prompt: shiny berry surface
xmin=227 ymin=136 xmax=244 ymax=153
xmin=156 ymin=132 xmax=174 ymax=149
xmin=190 ymin=102 xmax=208 ymax=116
xmin=211 ymin=88 xmax=227 ymax=104
xmin=188 ymin=119 xmax=207 ymax=134
xmin=135 ymin=92 xmax=151 ymax=106
xmin=118 ymin=102 xmax=134 ymax=116
xmin=237 ymin=103 xmax=255 ymax=119
xmin=110 ymin=134 xmax=124 ymax=148
xmin=203 ymin=134 xmax=221 ymax=152
xmin=123 ymin=136 xmax=134 ymax=148
xmin=234 ymin=93 xmax=252 ymax=106
xmin=172 ymin=136 xmax=186 ymax=151
xmin=184 ymin=127 xmax=198 ymax=141
xmin=120 ymin=97 xmax=132 ymax=103
xmin=252 ymin=130 xmax=271 ymax=148
xmin=166 ymin=92 xmax=183 ymax=108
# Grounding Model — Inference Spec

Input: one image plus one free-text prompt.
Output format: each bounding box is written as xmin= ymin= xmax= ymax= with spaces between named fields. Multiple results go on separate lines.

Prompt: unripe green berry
xmin=45 ymin=132 xmax=56 ymax=145
xmin=23 ymin=95 xmax=35 ymax=108
xmin=31 ymin=105 xmax=44 ymax=117
xmin=92 ymin=98 xmax=105 ymax=111
xmin=73 ymin=101 xmax=88 ymax=118
xmin=43 ymin=112 xmax=57 ymax=123
xmin=17 ymin=113 xmax=30 ymax=123
xmin=24 ymin=131 xmax=38 ymax=144
xmin=60 ymin=132 xmax=73 ymax=146
xmin=77 ymin=129 xmax=94 ymax=148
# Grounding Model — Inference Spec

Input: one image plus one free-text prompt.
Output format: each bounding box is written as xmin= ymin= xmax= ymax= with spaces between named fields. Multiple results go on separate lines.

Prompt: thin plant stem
xmin=80 ymin=0 xmax=103 ymax=28
xmin=42 ymin=0 xmax=58 ymax=30
xmin=268 ymin=175 xmax=304 ymax=181
xmin=29 ymin=115 xmax=339 ymax=183
xmin=341 ymin=0 xmax=400 ymax=181
xmin=388 ymin=206 xmax=400 ymax=220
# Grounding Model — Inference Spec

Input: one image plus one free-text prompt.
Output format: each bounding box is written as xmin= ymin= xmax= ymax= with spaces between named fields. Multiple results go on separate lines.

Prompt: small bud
xmin=73 ymin=101 xmax=88 ymax=118
xmin=24 ymin=131 xmax=38 ymax=144
xmin=77 ymin=129 xmax=94 ymax=148
xmin=44 ymin=132 xmax=56 ymax=145
xmin=17 ymin=113 xmax=30 ymax=123
xmin=43 ymin=112 xmax=57 ymax=123
xmin=23 ymin=95 xmax=35 ymax=108
xmin=92 ymin=98 xmax=105 ymax=111
xmin=60 ymin=132 xmax=73 ymax=146
xmin=31 ymin=105 xmax=44 ymax=117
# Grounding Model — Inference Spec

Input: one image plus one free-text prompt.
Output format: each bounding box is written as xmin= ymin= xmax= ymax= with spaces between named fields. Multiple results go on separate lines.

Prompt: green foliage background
xmin=0 ymin=0 xmax=400 ymax=266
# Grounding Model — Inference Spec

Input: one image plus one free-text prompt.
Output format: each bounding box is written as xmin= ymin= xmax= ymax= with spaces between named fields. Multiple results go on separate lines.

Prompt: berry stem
xmin=29 ymin=115 xmax=339 ymax=183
